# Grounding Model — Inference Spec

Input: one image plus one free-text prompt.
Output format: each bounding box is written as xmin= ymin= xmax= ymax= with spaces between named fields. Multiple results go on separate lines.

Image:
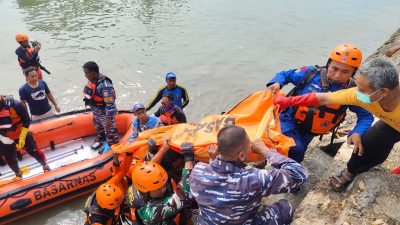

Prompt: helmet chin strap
xmin=329 ymin=79 xmax=345 ymax=85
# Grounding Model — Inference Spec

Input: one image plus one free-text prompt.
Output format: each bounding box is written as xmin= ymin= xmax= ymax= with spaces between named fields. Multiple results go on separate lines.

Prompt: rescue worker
xmin=84 ymin=151 xmax=134 ymax=225
xmin=83 ymin=61 xmax=119 ymax=148
xmin=0 ymin=95 xmax=49 ymax=178
xmin=15 ymin=33 xmax=44 ymax=80
xmin=154 ymin=93 xmax=187 ymax=126
xmin=273 ymin=57 xmax=400 ymax=192
xmin=266 ymin=44 xmax=374 ymax=162
xmin=19 ymin=67 xmax=60 ymax=120
xmin=189 ymin=125 xmax=308 ymax=225
xmin=125 ymin=141 xmax=194 ymax=225
xmin=127 ymin=103 xmax=163 ymax=143
xmin=146 ymin=72 xmax=189 ymax=111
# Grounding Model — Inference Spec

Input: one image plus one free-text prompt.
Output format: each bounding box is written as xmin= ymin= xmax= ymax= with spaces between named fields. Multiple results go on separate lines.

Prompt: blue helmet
xmin=165 ymin=72 xmax=176 ymax=80
xmin=132 ymin=102 xmax=145 ymax=113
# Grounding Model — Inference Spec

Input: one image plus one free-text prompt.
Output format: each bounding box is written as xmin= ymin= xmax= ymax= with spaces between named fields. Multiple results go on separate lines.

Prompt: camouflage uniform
xmin=189 ymin=150 xmax=308 ymax=225
xmin=91 ymin=75 xmax=119 ymax=145
xmin=126 ymin=168 xmax=191 ymax=225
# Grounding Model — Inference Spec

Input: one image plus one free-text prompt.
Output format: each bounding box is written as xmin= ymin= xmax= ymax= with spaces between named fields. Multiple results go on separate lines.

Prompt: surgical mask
xmin=355 ymin=89 xmax=383 ymax=104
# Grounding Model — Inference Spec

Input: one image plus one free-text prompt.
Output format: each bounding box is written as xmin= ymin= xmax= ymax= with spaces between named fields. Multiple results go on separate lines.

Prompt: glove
xmin=273 ymin=92 xmax=319 ymax=110
xmin=0 ymin=134 xmax=14 ymax=145
xmin=147 ymin=138 xmax=158 ymax=154
xmin=181 ymin=142 xmax=194 ymax=162
xmin=391 ymin=166 xmax=400 ymax=174
xmin=16 ymin=127 xmax=29 ymax=149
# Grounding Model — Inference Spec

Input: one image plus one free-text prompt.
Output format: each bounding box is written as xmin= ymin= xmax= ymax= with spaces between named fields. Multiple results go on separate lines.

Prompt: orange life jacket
xmin=83 ymin=76 xmax=115 ymax=107
xmin=0 ymin=98 xmax=23 ymax=140
xmin=289 ymin=66 xmax=355 ymax=135
xmin=17 ymin=47 xmax=43 ymax=79
xmin=159 ymin=110 xmax=179 ymax=126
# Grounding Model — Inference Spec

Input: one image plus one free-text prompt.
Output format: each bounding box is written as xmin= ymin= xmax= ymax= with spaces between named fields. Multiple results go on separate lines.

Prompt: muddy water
xmin=1 ymin=0 xmax=400 ymax=224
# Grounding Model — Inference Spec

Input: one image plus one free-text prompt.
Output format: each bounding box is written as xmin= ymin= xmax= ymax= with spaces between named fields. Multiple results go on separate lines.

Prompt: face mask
xmin=162 ymin=103 xmax=174 ymax=112
xmin=355 ymin=89 xmax=383 ymax=104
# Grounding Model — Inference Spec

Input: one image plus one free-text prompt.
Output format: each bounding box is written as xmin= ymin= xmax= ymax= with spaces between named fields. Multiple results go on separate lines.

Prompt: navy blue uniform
xmin=90 ymin=75 xmax=119 ymax=145
xmin=190 ymin=150 xmax=308 ymax=225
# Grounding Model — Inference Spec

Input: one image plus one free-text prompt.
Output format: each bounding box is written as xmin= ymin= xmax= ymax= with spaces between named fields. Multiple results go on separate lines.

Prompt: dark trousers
xmin=347 ymin=120 xmax=400 ymax=175
xmin=23 ymin=132 xmax=47 ymax=166
xmin=0 ymin=142 xmax=20 ymax=175
xmin=0 ymin=132 xmax=47 ymax=175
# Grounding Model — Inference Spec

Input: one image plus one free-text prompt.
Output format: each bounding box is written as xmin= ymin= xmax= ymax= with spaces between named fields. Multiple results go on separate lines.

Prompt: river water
xmin=1 ymin=0 xmax=400 ymax=224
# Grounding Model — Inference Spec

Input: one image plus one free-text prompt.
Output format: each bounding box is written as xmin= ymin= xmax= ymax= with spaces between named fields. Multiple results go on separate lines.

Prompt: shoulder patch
xmin=102 ymin=89 xmax=115 ymax=103
xmin=295 ymin=66 xmax=308 ymax=73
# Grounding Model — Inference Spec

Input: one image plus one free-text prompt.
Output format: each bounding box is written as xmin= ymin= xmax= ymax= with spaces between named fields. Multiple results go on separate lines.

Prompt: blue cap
xmin=132 ymin=102 xmax=145 ymax=112
xmin=165 ymin=72 xmax=176 ymax=80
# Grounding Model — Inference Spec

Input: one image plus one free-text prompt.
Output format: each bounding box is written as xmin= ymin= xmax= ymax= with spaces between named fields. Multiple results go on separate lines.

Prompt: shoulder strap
xmin=104 ymin=76 xmax=113 ymax=84
xmin=347 ymin=78 xmax=356 ymax=88
xmin=97 ymin=75 xmax=113 ymax=85
xmin=319 ymin=68 xmax=330 ymax=93
xmin=170 ymin=106 xmax=179 ymax=120
xmin=286 ymin=66 xmax=322 ymax=97
xmin=5 ymin=96 xmax=14 ymax=110
xmin=83 ymin=192 xmax=96 ymax=213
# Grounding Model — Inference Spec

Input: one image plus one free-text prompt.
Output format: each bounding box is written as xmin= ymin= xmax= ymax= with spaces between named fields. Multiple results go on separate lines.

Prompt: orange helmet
xmin=126 ymin=159 xmax=140 ymax=180
xmin=95 ymin=183 xmax=123 ymax=210
xmin=15 ymin=33 xmax=29 ymax=42
xmin=329 ymin=44 xmax=362 ymax=68
xmin=131 ymin=162 xmax=168 ymax=193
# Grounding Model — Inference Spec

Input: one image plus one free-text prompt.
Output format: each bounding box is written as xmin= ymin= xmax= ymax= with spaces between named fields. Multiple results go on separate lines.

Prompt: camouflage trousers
xmin=254 ymin=199 xmax=294 ymax=225
xmin=92 ymin=107 xmax=119 ymax=145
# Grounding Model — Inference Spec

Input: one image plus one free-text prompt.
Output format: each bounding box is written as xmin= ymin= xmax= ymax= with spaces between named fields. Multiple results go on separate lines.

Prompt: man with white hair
xmin=273 ymin=57 xmax=400 ymax=191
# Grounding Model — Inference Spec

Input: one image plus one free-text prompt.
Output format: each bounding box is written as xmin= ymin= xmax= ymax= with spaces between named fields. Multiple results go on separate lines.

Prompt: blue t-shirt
xmin=127 ymin=116 xmax=163 ymax=142
xmin=19 ymin=80 xmax=52 ymax=116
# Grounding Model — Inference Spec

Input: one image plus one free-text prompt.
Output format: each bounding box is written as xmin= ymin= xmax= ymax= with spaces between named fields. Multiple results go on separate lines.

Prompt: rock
xmin=320 ymin=199 xmax=331 ymax=212
xmin=376 ymin=196 xmax=400 ymax=221
xmin=371 ymin=218 xmax=387 ymax=225
xmin=358 ymin=181 xmax=365 ymax=192
xmin=339 ymin=199 xmax=347 ymax=209
xmin=349 ymin=195 xmax=357 ymax=208
xmin=343 ymin=222 xmax=350 ymax=225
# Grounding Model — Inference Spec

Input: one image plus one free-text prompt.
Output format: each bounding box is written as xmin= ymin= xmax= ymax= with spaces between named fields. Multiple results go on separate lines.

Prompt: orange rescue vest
xmin=17 ymin=47 xmax=43 ymax=79
xmin=159 ymin=110 xmax=179 ymax=126
xmin=289 ymin=66 xmax=355 ymax=135
xmin=0 ymin=98 xmax=23 ymax=140
xmin=83 ymin=76 xmax=115 ymax=107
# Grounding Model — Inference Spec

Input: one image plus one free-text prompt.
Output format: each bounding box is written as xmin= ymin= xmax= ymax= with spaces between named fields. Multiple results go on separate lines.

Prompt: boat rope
xmin=36 ymin=121 xmax=75 ymax=134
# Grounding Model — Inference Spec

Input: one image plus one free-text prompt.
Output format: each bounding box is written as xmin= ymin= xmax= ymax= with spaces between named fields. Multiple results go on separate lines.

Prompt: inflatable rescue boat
xmin=0 ymin=109 xmax=134 ymax=224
